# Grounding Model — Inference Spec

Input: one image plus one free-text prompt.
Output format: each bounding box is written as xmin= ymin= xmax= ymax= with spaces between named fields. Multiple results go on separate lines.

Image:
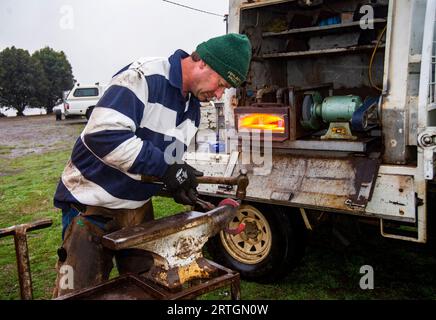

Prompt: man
xmin=52 ymin=33 xmax=251 ymax=297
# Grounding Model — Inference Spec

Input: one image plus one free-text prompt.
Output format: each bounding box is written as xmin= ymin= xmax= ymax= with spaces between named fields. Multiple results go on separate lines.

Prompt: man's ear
xmin=198 ymin=60 xmax=207 ymax=70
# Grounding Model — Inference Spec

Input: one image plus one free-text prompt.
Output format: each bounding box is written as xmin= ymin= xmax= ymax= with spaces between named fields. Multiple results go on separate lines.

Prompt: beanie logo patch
xmin=227 ymin=71 xmax=241 ymax=86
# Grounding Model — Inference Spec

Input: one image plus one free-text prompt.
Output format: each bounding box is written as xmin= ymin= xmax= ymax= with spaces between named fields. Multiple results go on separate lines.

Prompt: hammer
xmin=142 ymin=169 xmax=249 ymax=236
xmin=0 ymin=219 xmax=52 ymax=300
xmin=141 ymin=168 xmax=249 ymax=201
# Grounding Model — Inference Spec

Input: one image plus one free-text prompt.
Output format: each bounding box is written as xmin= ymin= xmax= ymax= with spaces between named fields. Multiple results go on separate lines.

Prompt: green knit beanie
xmin=196 ymin=33 xmax=252 ymax=88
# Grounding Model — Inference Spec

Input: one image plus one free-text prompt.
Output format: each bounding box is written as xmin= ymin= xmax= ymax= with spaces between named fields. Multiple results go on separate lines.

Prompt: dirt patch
xmin=0 ymin=115 xmax=86 ymax=159
xmin=0 ymin=168 xmax=24 ymax=177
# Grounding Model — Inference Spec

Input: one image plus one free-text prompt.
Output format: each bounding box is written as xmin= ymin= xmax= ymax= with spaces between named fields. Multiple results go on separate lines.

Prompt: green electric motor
xmin=300 ymin=92 xmax=363 ymax=130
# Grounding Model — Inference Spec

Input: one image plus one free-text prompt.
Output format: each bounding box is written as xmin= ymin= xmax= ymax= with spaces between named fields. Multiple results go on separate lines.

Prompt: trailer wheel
xmin=207 ymin=204 xmax=306 ymax=282
xmin=85 ymin=106 xmax=94 ymax=120
xmin=55 ymin=109 xmax=62 ymax=121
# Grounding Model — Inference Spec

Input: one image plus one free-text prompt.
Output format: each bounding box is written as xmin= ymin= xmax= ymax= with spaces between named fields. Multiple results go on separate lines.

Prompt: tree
xmin=32 ymin=47 xmax=74 ymax=114
xmin=0 ymin=46 xmax=48 ymax=116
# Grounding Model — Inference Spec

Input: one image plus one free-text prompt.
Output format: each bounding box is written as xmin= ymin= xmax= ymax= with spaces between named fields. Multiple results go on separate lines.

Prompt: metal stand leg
xmin=230 ymin=275 xmax=241 ymax=300
xmin=0 ymin=219 xmax=52 ymax=300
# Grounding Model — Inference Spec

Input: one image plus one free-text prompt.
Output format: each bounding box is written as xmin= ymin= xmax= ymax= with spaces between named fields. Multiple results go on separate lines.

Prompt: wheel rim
xmin=220 ymin=204 xmax=272 ymax=265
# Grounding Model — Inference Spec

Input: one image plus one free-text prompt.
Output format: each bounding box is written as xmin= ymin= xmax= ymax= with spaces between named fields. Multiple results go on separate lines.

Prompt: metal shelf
xmin=271 ymin=137 xmax=378 ymax=153
xmin=262 ymin=19 xmax=387 ymax=38
xmin=261 ymin=44 xmax=385 ymax=59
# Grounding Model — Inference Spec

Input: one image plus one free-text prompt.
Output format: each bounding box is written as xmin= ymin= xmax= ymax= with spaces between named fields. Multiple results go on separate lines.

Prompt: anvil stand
xmin=55 ymin=260 xmax=240 ymax=300
xmin=57 ymin=202 xmax=242 ymax=300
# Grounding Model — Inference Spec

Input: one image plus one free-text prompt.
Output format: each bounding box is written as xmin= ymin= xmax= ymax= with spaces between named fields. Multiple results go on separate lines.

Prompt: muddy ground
xmin=0 ymin=115 xmax=86 ymax=159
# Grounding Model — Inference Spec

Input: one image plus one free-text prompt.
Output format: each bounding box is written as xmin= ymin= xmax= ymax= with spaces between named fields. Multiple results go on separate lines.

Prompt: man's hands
xmin=162 ymin=162 xmax=203 ymax=205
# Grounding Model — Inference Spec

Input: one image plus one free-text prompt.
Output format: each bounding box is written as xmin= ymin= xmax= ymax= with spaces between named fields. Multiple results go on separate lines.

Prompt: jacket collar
xmin=168 ymin=49 xmax=189 ymax=91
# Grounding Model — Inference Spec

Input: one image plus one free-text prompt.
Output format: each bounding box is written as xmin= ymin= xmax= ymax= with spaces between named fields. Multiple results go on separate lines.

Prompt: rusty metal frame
xmin=0 ymin=219 xmax=53 ymax=300
xmin=55 ymin=259 xmax=240 ymax=300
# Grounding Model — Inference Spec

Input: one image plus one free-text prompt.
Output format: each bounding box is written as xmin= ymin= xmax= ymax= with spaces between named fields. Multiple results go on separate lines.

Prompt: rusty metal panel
xmin=346 ymin=157 xmax=381 ymax=208
xmin=365 ymin=174 xmax=416 ymax=222
xmin=192 ymin=153 xmax=380 ymax=213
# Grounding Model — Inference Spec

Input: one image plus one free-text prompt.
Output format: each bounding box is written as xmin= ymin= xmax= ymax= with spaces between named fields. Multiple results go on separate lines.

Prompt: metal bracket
xmin=417 ymin=127 xmax=436 ymax=180
xmin=344 ymin=199 xmax=366 ymax=210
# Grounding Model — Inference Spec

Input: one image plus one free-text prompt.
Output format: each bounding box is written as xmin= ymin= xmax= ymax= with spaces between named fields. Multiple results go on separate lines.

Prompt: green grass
xmin=0 ymin=145 xmax=14 ymax=155
xmin=200 ymin=234 xmax=436 ymax=300
xmin=1 ymin=143 xmax=436 ymax=300
xmin=0 ymin=147 xmax=186 ymax=300
xmin=0 ymin=150 xmax=70 ymax=299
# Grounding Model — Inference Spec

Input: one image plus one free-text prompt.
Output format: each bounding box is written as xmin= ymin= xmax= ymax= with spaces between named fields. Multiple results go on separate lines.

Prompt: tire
xmin=207 ymin=203 xmax=306 ymax=282
xmin=86 ymin=106 xmax=94 ymax=120
xmin=426 ymin=187 xmax=436 ymax=253
xmin=55 ymin=109 xmax=62 ymax=121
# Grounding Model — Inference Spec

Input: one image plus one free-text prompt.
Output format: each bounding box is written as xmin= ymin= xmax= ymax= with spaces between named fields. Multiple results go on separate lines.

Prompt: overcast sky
xmin=0 ymin=0 xmax=229 ymax=84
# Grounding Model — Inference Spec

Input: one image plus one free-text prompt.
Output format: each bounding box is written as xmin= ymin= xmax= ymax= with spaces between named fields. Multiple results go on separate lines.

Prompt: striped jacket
xmin=54 ymin=50 xmax=201 ymax=210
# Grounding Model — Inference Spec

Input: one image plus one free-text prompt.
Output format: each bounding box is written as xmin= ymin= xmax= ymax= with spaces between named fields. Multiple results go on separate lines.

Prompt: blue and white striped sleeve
xmin=80 ymin=69 xmax=169 ymax=178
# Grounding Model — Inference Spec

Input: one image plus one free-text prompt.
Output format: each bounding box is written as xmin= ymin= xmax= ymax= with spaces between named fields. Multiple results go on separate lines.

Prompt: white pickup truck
xmin=58 ymin=83 xmax=106 ymax=120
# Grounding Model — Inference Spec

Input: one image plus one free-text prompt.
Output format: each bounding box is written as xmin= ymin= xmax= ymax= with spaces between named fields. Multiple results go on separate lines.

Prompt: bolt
xmin=423 ymin=136 xmax=433 ymax=145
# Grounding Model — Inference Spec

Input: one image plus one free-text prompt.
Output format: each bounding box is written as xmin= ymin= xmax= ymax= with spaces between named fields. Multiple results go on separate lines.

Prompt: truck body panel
xmin=186 ymin=0 xmax=436 ymax=244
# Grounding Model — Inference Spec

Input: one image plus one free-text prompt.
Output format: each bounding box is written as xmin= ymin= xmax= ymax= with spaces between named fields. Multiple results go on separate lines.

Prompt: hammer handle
xmin=141 ymin=169 xmax=248 ymax=200
xmin=141 ymin=175 xmax=240 ymax=186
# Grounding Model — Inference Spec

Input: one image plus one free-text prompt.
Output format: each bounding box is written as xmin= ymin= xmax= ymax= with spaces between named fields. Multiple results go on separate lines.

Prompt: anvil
xmin=102 ymin=198 xmax=243 ymax=289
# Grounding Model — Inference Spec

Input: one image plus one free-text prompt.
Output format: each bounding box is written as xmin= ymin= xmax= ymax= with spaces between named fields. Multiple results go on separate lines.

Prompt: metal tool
xmin=195 ymin=198 xmax=216 ymax=211
xmin=142 ymin=168 xmax=249 ymax=240
xmin=300 ymin=92 xmax=379 ymax=140
xmin=0 ymin=219 xmax=52 ymax=300
xmin=102 ymin=198 xmax=242 ymax=290
xmin=56 ymin=260 xmax=241 ymax=300
xmin=141 ymin=168 xmax=249 ymax=200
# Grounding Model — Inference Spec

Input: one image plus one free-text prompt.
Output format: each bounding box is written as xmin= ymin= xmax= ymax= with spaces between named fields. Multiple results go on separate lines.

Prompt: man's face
xmin=192 ymin=62 xmax=231 ymax=102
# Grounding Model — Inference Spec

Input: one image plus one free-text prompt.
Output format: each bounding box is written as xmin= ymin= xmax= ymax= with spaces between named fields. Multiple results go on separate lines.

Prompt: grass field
xmin=0 ymin=144 xmax=185 ymax=299
xmin=1 ymin=118 xmax=436 ymax=300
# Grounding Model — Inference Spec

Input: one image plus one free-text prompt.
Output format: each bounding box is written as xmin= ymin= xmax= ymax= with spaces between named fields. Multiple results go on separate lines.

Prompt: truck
xmin=185 ymin=0 xmax=436 ymax=282
xmin=62 ymin=83 xmax=106 ymax=120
